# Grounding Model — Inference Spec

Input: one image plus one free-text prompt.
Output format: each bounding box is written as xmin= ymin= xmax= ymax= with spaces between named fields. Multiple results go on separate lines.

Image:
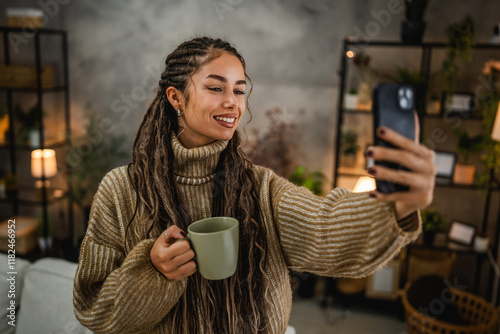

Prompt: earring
xmin=177 ymin=109 xmax=181 ymax=117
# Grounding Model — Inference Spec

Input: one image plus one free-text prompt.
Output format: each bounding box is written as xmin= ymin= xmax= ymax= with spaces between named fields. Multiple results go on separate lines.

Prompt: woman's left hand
xmin=365 ymin=114 xmax=436 ymax=220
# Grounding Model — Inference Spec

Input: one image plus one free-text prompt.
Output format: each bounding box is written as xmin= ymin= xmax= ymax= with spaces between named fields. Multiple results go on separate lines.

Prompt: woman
xmin=73 ymin=36 xmax=435 ymax=334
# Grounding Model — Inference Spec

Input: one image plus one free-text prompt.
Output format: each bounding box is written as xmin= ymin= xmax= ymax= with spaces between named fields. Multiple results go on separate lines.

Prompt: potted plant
xmin=245 ymin=107 xmax=296 ymax=178
xmin=352 ymin=52 xmax=374 ymax=111
xmin=442 ymin=15 xmax=476 ymax=104
xmin=4 ymin=172 xmax=19 ymax=198
xmin=344 ymin=88 xmax=359 ymax=110
xmin=340 ymin=130 xmax=360 ymax=168
xmin=478 ymin=59 xmax=500 ymax=191
xmin=426 ymin=94 xmax=441 ymax=115
xmin=421 ymin=208 xmax=445 ymax=245
xmin=14 ymin=104 xmax=42 ymax=147
xmin=401 ymin=0 xmax=429 ymax=44
xmin=289 ymin=165 xmax=327 ymax=196
xmin=66 ymin=110 xmax=128 ymax=242
xmin=453 ymin=129 xmax=483 ymax=185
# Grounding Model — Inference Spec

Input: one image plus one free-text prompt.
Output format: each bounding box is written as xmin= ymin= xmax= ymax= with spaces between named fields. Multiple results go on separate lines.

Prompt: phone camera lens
xmin=405 ymin=88 xmax=413 ymax=100
xmin=399 ymin=97 xmax=409 ymax=109
xmin=398 ymin=88 xmax=405 ymax=96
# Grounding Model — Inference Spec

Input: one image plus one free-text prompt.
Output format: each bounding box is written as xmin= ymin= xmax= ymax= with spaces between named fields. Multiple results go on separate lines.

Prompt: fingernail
xmin=364 ymin=149 xmax=374 ymax=158
xmin=378 ymin=128 xmax=386 ymax=135
xmin=180 ymin=231 xmax=187 ymax=237
xmin=369 ymin=193 xmax=377 ymax=199
xmin=368 ymin=168 xmax=376 ymax=176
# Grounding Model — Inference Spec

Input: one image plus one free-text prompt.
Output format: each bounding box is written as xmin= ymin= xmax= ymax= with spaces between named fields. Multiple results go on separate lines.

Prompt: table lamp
xmin=353 ymin=176 xmax=376 ymax=193
xmin=31 ymin=149 xmax=57 ymax=199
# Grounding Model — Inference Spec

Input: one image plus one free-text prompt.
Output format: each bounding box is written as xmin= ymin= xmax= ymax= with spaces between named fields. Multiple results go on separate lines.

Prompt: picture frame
xmin=365 ymin=259 xmax=400 ymax=300
xmin=434 ymin=151 xmax=457 ymax=184
xmin=441 ymin=92 xmax=475 ymax=115
xmin=448 ymin=221 xmax=476 ymax=246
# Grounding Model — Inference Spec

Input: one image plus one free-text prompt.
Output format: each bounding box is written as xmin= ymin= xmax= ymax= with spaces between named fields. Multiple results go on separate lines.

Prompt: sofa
xmin=0 ymin=253 xmax=92 ymax=334
xmin=0 ymin=253 xmax=296 ymax=334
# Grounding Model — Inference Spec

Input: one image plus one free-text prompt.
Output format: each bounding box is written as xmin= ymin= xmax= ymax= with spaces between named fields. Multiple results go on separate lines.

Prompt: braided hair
xmin=128 ymin=37 xmax=269 ymax=333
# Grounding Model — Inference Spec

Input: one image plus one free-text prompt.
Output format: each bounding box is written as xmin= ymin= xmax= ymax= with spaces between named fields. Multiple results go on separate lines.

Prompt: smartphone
xmin=372 ymin=83 xmax=415 ymax=193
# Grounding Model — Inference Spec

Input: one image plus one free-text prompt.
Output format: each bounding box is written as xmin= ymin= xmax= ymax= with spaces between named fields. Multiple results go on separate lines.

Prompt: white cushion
xmin=0 ymin=254 xmax=31 ymax=334
xmin=16 ymin=257 xmax=93 ymax=334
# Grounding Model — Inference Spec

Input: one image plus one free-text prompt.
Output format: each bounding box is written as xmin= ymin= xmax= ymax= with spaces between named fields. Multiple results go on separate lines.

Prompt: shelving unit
xmin=333 ymin=37 xmax=500 ymax=305
xmin=0 ymin=26 xmax=73 ymax=255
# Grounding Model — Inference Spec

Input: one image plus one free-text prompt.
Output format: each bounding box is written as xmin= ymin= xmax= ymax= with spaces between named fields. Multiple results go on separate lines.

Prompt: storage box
xmin=0 ymin=64 xmax=54 ymax=89
xmin=6 ymin=8 xmax=44 ymax=29
xmin=0 ymin=216 xmax=38 ymax=255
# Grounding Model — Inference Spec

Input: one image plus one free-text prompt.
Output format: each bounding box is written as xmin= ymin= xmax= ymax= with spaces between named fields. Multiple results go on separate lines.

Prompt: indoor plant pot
xmin=473 ymin=234 xmax=490 ymax=253
xmin=401 ymin=21 xmax=426 ymax=44
xmin=400 ymin=0 xmax=429 ymax=44
xmin=344 ymin=90 xmax=359 ymax=109
xmin=453 ymin=163 xmax=475 ymax=185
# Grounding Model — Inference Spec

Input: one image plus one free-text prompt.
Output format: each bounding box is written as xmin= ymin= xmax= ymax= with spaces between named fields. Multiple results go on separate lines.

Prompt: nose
xmin=222 ymin=92 xmax=236 ymax=110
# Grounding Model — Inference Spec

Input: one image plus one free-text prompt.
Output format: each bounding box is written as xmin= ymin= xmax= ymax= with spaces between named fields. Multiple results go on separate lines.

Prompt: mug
xmin=183 ymin=217 xmax=239 ymax=280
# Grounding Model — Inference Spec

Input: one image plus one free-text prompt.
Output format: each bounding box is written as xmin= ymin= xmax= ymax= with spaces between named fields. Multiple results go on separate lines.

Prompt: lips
xmin=213 ymin=114 xmax=237 ymax=128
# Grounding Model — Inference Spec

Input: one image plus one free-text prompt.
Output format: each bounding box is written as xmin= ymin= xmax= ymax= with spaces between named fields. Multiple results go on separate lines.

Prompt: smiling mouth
xmin=214 ymin=116 xmax=237 ymax=124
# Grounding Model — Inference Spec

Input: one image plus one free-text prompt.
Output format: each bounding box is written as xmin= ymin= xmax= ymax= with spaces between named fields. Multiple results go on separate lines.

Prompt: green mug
xmin=184 ymin=217 xmax=239 ymax=280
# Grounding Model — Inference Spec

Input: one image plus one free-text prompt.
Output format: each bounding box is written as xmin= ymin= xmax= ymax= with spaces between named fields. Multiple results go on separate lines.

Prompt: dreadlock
xmin=127 ymin=36 xmax=269 ymax=333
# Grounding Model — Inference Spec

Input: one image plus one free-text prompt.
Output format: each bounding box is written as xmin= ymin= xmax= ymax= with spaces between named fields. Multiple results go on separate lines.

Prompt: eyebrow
xmin=206 ymin=74 xmax=246 ymax=85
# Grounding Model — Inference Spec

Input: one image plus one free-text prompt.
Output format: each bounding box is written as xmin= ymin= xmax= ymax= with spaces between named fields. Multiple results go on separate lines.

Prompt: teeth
xmin=215 ymin=116 xmax=236 ymax=123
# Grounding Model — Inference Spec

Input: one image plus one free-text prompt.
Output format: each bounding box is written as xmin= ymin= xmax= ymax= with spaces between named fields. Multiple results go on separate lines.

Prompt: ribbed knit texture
xmin=73 ymin=135 xmax=421 ymax=334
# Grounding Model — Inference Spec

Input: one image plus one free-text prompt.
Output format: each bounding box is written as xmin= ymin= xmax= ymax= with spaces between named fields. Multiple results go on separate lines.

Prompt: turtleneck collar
xmin=171 ymin=133 xmax=229 ymax=185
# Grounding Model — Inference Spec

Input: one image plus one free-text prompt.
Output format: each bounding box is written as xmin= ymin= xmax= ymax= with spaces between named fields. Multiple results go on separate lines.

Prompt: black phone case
xmin=372 ymin=83 xmax=415 ymax=194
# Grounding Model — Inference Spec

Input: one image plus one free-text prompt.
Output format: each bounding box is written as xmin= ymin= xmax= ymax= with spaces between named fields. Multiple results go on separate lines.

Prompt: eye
xmin=208 ymin=87 xmax=222 ymax=92
xmin=235 ymin=90 xmax=246 ymax=95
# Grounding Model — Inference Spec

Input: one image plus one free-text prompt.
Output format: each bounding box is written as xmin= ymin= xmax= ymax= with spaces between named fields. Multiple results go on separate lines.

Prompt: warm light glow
xmin=492 ymin=102 xmax=500 ymax=142
xmin=353 ymin=176 xmax=376 ymax=193
xmin=346 ymin=50 xmax=355 ymax=58
xmin=31 ymin=149 xmax=57 ymax=178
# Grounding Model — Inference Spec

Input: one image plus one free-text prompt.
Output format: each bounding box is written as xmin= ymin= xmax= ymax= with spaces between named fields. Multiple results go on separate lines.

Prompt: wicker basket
xmin=408 ymin=248 xmax=456 ymax=283
xmin=0 ymin=64 xmax=54 ymax=89
xmin=402 ymin=281 xmax=499 ymax=334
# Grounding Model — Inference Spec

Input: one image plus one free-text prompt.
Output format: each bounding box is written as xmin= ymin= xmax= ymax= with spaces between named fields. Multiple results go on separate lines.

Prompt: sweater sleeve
xmin=73 ymin=172 xmax=186 ymax=334
xmin=269 ymin=173 xmax=421 ymax=279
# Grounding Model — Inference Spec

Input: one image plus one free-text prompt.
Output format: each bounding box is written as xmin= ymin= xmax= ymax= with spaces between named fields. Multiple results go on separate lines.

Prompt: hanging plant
xmin=442 ymin=15 xmax=476 ymax=109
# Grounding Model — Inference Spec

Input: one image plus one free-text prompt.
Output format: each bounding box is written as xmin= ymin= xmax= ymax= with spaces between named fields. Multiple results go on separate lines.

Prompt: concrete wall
xmin=1 ymin=0 xmax=500 ymax=298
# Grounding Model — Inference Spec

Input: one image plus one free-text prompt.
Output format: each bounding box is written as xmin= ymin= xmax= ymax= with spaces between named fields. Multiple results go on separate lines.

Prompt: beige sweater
xmin=73 ymin=136 xmax=421 ymax=334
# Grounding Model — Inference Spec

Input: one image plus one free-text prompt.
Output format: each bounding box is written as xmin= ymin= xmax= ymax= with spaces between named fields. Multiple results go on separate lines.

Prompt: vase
xmin=453 ymin=164 xmax=475 ymax=185
xmin=344 ymin=93 xmax=359 ymax=110
xmin=357 ymin=81 xmax=372 ymax=111
xmin=341 ymin=154 xmax=357 ymax=168
xmin=474 ymin=236 xmax=489 ymax=253
xmin=29 ymin=129 xmax=41 ymax=148
xmin=401 ymin=21 xmax=426 ymax=44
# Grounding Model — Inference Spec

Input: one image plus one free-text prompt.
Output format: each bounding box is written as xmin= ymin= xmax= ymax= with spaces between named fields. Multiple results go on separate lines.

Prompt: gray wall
xmin=2 ymin=0 xmax=500 ymax=298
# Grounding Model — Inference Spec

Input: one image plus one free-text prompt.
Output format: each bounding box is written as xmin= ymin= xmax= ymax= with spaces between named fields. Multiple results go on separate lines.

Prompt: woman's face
xmin=177 ymin=52 xmax=247 ymax=148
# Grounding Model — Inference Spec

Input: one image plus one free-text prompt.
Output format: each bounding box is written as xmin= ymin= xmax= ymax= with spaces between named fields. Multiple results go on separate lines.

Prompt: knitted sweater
xmin=73 ymin=136 xmax=421 ymax=334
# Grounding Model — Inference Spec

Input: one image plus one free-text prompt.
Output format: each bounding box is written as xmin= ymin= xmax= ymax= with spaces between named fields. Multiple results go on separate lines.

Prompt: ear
xmin=166 ymin=86 xmax=185 ymax=110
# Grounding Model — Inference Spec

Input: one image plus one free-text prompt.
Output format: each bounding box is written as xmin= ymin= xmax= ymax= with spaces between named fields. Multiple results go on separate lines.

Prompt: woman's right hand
xmin=150 ymin=225 xmax=197 ymax=281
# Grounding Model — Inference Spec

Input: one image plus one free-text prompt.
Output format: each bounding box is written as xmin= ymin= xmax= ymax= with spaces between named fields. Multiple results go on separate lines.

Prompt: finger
xmin=369 ymin=190 xmax=419 ymax=203
xmin=368 ymin=147 xmax=434 ymax=174
xmin=164 ymin=226 xmax=187 ymax=244
xmin=414 ymin=112 xmax=420 ymax=143
xmin=376 ymin=126 xmax=427 ymax=157
xmin=369 ymin=166 xmax=421 ymax=187
xmin=168 ymin=249 xmax=195 ymax=271
xmin=168 ymin=261 xmax=197 ymax=281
